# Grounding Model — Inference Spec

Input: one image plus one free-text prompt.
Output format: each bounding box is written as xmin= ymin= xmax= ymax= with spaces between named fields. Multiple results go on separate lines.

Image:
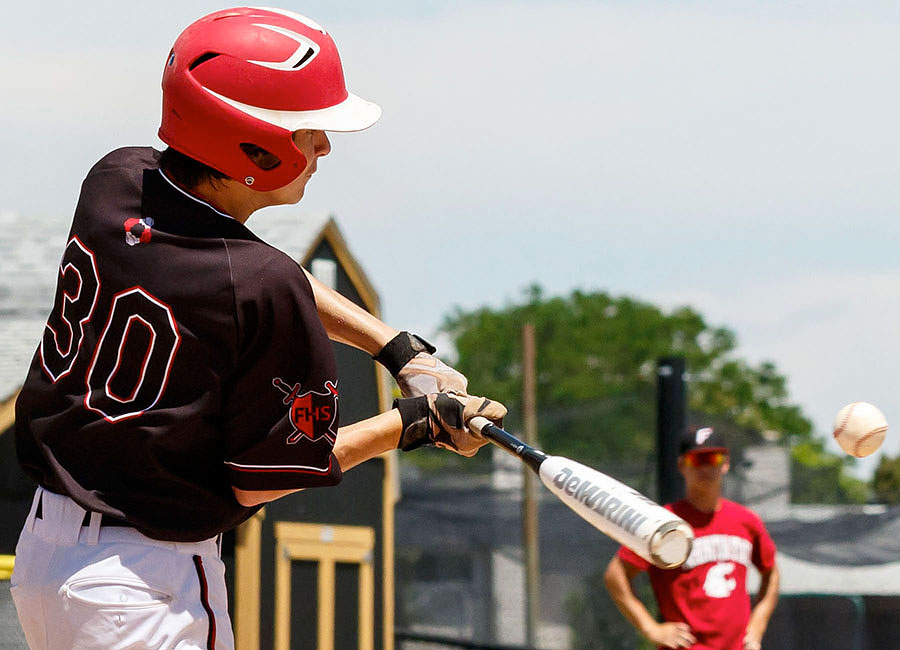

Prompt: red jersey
xmin=618 ymin=499 xmax=777 ymax=650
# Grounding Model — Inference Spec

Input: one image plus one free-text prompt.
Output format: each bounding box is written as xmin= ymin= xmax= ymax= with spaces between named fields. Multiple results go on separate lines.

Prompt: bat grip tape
xmin=468 ymin=416 xmax=547 ymax=473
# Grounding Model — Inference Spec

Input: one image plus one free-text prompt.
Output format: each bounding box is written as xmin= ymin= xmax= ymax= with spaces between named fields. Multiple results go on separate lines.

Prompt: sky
xmin=3 ymin=0 xmax=899 ymax=477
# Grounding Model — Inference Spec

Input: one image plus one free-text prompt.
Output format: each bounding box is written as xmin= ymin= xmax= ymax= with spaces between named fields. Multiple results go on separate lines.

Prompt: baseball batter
xmin=11 ymin=8 xmax=505 ymax=650
xmin=604 ymin=427 xmax=780 ymax=650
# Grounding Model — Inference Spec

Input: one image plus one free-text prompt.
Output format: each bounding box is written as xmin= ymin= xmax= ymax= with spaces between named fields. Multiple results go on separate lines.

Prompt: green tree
xmin=438 ymin=286 xmax=865 ymax=504
xmin=442 ymin=287 xmax=801 ymax=458
xmin=431 ymin=286 xmax=871 ymax=647
xmin=872 ymin=454 xmax=900 ymax=504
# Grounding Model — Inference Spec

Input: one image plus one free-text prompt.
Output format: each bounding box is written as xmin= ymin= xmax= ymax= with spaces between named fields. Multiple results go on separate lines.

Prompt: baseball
xmin=832 ymin=402 xmax=888 ymax=458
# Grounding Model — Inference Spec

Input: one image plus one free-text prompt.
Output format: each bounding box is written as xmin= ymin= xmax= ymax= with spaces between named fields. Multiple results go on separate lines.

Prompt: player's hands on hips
xmin=647 ymin=621 xmax=696 ymax=649
xmin=394 ymin=393 xmax=507 ymax=456
xmin=396 ymin=352 xmax=468 ymax=397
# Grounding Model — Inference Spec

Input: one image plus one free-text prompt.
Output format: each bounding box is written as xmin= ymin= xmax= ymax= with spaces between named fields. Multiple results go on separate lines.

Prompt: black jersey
xmin=15 ymin=147 xmax=342 ymax=542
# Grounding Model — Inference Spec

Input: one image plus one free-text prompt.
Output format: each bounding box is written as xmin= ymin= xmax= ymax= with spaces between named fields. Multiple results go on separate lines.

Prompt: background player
xmin=11 ymin=7 xmax=505 ymax=650
xmin=604 ymin=427 xmax=780 ymax=650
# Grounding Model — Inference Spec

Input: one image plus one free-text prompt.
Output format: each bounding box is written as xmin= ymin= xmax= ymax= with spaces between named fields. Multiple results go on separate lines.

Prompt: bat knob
xmin=467 ymin=416 xmax=492 ymax=434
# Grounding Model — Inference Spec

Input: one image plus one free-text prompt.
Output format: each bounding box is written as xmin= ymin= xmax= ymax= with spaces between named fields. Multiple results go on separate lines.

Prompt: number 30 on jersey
xmin=40 ymin=236 xmax=181 ymax=423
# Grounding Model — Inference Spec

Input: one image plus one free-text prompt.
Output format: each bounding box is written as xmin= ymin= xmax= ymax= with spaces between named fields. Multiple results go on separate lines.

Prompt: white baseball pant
xmin=11 ymin=487 xmax=234 ymax=650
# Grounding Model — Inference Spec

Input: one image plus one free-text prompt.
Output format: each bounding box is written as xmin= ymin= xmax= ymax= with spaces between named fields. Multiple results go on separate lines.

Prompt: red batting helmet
xmin=159 ymin=7 xmax=381 ymax=191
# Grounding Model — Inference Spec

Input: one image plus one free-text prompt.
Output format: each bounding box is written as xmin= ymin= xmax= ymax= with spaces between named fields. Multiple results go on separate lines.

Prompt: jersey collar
xmin=142 ymin=167 xmax=260 ymax=242
xmin=156 ymin=169 xmax=235 ymax=220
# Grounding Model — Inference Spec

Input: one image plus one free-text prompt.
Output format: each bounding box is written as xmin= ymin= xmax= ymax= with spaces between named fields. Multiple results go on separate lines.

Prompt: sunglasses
xmin=683 ymin=451 xmax=727 ymax=467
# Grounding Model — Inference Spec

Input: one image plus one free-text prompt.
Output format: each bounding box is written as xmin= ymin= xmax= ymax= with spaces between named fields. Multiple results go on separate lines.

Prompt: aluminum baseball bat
xmin=468 ymin=416 xmax=694 ymax=569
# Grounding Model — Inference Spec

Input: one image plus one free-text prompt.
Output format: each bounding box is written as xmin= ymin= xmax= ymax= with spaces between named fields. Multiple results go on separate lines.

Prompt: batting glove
xmin=394 ymin=393 xmax=507 ymax=457
xmin=373 ymin=331 xmax=468 ymax=397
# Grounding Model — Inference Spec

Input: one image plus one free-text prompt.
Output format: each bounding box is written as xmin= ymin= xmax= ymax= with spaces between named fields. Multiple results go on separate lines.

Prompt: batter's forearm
xmin=232 ymin=410 xmax=402 ymax=507
xmin=233 ymin=486 xmax=303 ymax=507
xmin=333 ymin=409 xmax=403 ymax=471
xmin=304 ymin=268 xmax=398 ymax=353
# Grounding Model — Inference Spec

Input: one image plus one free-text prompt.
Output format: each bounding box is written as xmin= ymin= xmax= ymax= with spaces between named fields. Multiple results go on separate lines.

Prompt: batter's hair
xmin=159 ymin=145 xmax=282 ymax=189
xmin=158 ymin=147 xmax=229 ymax=189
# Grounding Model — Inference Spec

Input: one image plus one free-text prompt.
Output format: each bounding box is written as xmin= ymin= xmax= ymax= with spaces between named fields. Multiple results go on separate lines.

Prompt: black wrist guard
xmin=374 ymin=331 xmax=436 ymax=376
xmin=394 ymin=396 xmax=433 ymax=451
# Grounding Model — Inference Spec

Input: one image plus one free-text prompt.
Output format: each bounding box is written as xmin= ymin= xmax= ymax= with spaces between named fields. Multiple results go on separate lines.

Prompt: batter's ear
xmin=721 ymin=456 xmax=731 ymax=475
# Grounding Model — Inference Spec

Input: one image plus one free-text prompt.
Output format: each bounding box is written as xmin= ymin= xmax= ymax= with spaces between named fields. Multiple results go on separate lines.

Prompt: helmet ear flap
xmin=238 ymin=142 xmax=309 ymax=188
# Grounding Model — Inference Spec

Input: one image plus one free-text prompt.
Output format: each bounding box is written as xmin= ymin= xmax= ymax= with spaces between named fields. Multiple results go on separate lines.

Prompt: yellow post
xmin=0 ymin=555 xmax=14 ymax=581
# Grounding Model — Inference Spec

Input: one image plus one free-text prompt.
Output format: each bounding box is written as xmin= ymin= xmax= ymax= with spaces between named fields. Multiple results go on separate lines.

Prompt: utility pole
xmin=522 ymin=324 xmax=540 ymax=647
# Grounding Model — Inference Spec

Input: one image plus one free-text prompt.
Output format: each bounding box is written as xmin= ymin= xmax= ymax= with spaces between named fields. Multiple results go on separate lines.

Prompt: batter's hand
xmin=373 ymin=331 xmax=468 ymax=397
xmin=394 ymin=394 xmax=507 ymax=457
xmin=646 ymin=622 xmax=696 ymax=649
xmin=396 ymin=352 xmax=468 ymax=397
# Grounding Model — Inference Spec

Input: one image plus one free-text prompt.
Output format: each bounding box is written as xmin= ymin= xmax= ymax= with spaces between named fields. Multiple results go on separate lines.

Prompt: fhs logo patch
xmin=272 ymin=378 xmax=338 ymax=444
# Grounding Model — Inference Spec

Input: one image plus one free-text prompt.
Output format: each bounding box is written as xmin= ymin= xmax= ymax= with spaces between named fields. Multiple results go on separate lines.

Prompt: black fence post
xmin=657 ymin=357 xmax=686 ymax=504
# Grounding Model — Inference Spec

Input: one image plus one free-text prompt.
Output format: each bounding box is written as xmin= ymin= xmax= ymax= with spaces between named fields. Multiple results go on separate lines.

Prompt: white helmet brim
xmin=203 ymin=87 xmax=382 ymax=133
